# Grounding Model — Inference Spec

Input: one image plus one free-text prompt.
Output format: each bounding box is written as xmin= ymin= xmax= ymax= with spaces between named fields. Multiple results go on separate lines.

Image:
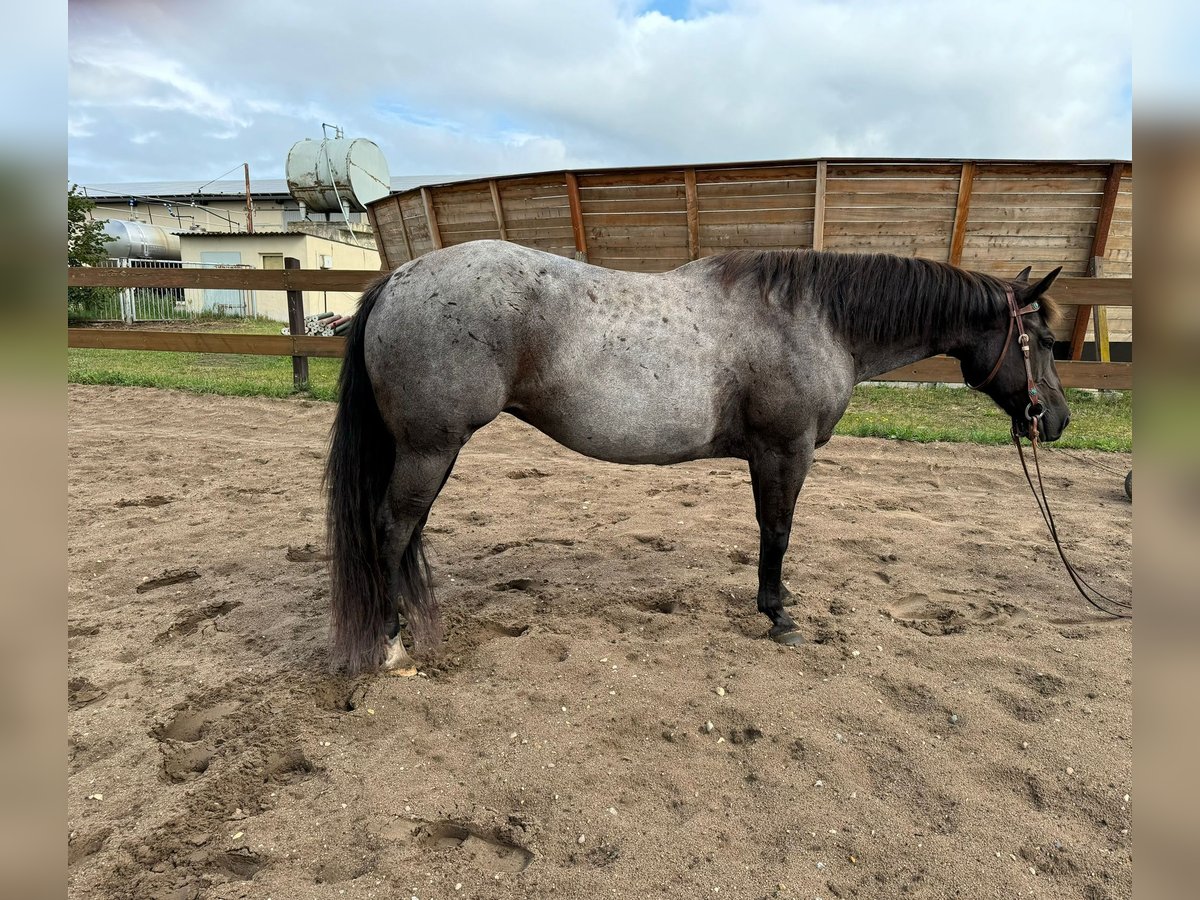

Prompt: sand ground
xmin=67 ymin=385 xmax=1132 ymax=899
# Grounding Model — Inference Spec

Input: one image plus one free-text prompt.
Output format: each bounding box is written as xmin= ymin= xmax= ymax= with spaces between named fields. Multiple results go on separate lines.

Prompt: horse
xmin=325 ymin=240 xmax=1067 ymax=675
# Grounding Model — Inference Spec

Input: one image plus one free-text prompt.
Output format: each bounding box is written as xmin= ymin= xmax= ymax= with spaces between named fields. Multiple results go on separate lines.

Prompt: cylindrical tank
xmin=102 ymin=220 xmax=181 ymax=260
xmin=286 ymin=138 xmax=391 ymax=213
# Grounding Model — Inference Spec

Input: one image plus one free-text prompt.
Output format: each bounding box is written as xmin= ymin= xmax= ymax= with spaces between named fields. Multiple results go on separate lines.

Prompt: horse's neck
xmin=843 ymin=294 xmax=973 ymax=384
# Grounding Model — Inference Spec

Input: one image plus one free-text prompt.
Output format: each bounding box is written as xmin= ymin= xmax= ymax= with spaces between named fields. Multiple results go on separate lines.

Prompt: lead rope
xmin=1013 ymin=426 xmax=1132 ymax=619
xmin=977 ymin=285 xmax=1131 ymax=620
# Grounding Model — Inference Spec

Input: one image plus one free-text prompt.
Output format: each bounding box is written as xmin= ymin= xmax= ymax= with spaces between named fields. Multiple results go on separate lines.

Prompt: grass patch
xmin=836 ymin=384 xmax=1131 ymax=452
xmin=68 ymin=324 xmax=1131 ymax=451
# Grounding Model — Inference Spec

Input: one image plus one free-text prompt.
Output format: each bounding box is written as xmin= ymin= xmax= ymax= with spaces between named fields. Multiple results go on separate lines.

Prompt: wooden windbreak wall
xmin=368 ymin=158 xmax=1133 ymax=355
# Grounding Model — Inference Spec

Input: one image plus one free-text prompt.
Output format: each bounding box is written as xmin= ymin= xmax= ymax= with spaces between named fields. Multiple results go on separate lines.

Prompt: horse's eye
xmin=1039 ymin=336 xmax=1055 ymax=350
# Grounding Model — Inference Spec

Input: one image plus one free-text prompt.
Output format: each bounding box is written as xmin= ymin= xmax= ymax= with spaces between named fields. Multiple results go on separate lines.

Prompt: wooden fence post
xmin=1069 ymin=162 xmax=1124 ymax=359
xmin=948 ymin=161 xmax=976 ymax=265
xmin=565 ymin=172 xmax=588 ymax=262
xmin=812 ymin=161 xmax=827 ymax=251
xmin=284 ymin=257 xmax=309 ymax=390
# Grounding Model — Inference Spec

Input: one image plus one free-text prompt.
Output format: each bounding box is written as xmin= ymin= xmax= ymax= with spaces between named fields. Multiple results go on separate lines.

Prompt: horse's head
xmin=962 ymin=266 xmax=1070 ymax=442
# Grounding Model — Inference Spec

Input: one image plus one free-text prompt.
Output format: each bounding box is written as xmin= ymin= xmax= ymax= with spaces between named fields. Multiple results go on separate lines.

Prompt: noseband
xmin=967 ymin=286 xmax=1044 ymax=436
xmin=969 ymin=286 xmax=1132 ymax=620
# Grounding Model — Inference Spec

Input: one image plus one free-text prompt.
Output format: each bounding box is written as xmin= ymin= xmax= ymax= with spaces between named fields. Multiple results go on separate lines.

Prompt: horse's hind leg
xmin=378 ymin=448 xmax=460 ymax=673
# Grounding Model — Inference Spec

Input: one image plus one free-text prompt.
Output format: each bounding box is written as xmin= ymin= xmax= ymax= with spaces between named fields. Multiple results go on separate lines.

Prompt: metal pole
xmin=284 ymin=257 xmax=308 ymax=390
xmin=244 ymin=162 xmax=254 ymax=234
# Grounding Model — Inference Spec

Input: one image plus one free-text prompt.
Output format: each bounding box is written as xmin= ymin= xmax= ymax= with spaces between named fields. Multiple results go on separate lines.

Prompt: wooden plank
xmin=691 ymin=194 xmax=816 ymax=211
xmin=825 ymin=176 xmax=962 ymax=194
xmin=695 ymin=209 xmax=814 ymax=228
xmin=579 ymin=197 xmax=689 ymax=213
xmin=69 ymin=266 xmax=384 ymax=291
xmin=577 ymin=211 xmax=688 ymax=227
xmin=968 ymin=192 xmax=1105 ymax=208
xmin=694 ymin=165 xmax=819 ymax=183
xmin=965 ymin=222 xmax=1097 ymax=238
xmin=421 ymin=187 xmax=443 ymax=250
xmin=70 ymin=342 xmax=1133 ymax=391
xmin=823 ymin=191 xmax=956 ymax=208
xmin=573 ymin=170 xmax=686 ymax=188
xmin=951 ymin=206 xmax=1104 ymax=224
xmin=818 ymin=206 xmax=971 ymax=224
xmin=489 ymin=180 xmax=508 ymax=241
xmin=578 ymin=183 xmax=686 ymax=200
xmin=68 ymin=328 xmax=347 ymax=358
xmin=876 ymin=355 xmax=1131 ymax=389
xmin=67 ymin=268 xmax=1131 ymax=308
xmin=973 ymin=163 xmax=1112 ymax=178
xmin=825 ymin=222 xmax=953 ymax=238
xmin=948 ymin=161 xmax=975 ymax=266
xmin=824 ymin=163 xmax=964 ymax=177
xmin=1069 ymin=164 xmax=1124 ymax=359
xmin=696 ymin=179 xmax=816 ymax=198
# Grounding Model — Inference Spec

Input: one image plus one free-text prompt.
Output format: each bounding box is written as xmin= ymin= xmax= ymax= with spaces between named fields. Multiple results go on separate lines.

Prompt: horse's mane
xmin=710 ymin=249 xmax=1058 ymax=344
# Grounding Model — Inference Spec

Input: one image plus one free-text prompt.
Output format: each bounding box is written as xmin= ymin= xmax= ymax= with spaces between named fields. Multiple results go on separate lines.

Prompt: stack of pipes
xmin=281 ymin=312 xmax=354 ymax=336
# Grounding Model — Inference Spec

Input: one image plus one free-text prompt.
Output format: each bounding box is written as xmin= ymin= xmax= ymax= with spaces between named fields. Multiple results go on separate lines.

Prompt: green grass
xmin=68 ymin=319 xmax=342 ymax=401
xmin=836 ymin=384 xmax=1131 ymax=451
xmin=68 ymin=323 xmax=1132 ymax=451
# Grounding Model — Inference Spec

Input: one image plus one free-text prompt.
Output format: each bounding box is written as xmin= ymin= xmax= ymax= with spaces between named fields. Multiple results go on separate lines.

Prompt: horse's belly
xmin=514 ymin=371 xmax=721 ymax=465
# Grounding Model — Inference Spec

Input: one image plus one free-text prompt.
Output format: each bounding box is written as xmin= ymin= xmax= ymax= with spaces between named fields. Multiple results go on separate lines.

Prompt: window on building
xmin=261 ymin=253 xmax=284 ymax=270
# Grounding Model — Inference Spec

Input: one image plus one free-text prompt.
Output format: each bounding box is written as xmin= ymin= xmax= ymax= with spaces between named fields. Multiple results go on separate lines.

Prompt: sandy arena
xmin=67 ymin=385 xmax=1132 ymax=899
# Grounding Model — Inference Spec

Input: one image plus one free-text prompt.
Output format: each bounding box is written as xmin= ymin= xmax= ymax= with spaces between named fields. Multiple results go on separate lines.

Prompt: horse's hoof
xmin=769 ymin=625 xmax=806 ymax=646
xmin=382 ymin=634 xmax=418 ymax=677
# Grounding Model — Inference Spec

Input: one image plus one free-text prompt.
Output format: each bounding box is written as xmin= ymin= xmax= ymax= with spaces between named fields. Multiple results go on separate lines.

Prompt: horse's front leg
xmin=749 ymin=442 xmax=813 ymax=646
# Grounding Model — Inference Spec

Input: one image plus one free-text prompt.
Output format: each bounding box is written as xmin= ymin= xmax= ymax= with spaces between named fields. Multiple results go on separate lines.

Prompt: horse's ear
xmin=1014 ymin=266 xmax=1032 ymax=284
xmin=1027 ymin=266 xmax=1062 ymax=298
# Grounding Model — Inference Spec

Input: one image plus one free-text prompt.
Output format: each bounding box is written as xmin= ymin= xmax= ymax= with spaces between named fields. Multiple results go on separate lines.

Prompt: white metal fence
xmin=77 ymin=259 xmax=258 ymax=322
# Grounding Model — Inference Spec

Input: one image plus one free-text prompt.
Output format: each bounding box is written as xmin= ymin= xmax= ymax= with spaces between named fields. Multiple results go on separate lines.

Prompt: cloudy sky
xmin=67 ymin=0 xmax=1132 ymax=187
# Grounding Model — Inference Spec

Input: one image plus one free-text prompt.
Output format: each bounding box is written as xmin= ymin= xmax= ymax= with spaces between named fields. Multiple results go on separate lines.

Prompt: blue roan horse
xmin=325 ymin=240 xmax=1067 ymax=675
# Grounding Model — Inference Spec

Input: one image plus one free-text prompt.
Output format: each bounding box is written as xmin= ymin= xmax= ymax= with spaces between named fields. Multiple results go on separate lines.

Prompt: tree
xmin=68 ymin=185 xmax=116 ymax=320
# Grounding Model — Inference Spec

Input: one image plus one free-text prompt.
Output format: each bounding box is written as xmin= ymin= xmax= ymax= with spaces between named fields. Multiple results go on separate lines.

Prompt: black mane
xmin=711 ymin=249 xmax=1019 ymax=345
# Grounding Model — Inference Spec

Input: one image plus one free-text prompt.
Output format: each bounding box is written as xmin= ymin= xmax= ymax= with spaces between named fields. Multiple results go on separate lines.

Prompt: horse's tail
xmin=325 ymin=273 xmax=395 ymax=674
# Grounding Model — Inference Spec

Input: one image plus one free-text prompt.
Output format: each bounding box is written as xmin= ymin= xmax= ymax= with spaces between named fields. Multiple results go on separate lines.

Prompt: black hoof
xmin=768 ymin=625 xmax=806 ymax=646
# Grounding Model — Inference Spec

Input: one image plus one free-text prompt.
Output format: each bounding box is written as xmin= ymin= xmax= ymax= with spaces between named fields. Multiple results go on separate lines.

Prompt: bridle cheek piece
xmin=967 ymin=285 xmax=1044 ymax=436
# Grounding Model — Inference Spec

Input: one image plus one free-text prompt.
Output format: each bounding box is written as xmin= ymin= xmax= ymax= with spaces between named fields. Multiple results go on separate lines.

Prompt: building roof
xmin=175 ymin=230 xmax=296 ymax=237
xmin=80 ymin=174 xmax=489 ymax=202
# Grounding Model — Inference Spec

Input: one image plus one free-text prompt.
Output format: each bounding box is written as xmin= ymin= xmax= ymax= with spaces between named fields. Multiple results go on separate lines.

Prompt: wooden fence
xmin=367 ymin=157 xmax=1133 ymax=360
xmin=67 ymin=264 xmax=1133 ymax=390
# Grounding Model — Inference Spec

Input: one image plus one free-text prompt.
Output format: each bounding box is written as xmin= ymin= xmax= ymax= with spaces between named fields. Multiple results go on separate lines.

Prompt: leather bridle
xmin=968 ymin=285 xmax=1133 ymax=620
xmin=967 ymin=286 xmax=1045 ymax=431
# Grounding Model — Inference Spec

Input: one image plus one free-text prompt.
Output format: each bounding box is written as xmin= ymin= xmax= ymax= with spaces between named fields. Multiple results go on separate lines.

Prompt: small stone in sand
xmin=716 ymin=687 xmax=725 ymax=696
xmin=578 ymin=834 xmax=586 ymax=844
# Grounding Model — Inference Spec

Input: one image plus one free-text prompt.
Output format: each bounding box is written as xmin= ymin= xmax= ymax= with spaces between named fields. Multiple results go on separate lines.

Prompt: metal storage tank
xmin=285 ymin=137 xmax=391 ymax=213
xmin=102 ymin=220 xmax=181 ymax=260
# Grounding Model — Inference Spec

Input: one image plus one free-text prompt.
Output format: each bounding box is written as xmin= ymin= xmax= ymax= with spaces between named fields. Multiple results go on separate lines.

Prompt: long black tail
xmin=325 ymin=273 xmax=396 ymax=674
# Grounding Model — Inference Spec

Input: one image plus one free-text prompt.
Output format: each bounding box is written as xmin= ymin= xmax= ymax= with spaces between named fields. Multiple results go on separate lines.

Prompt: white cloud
xmin=67 ymin=0 xmax=1131 ymax=185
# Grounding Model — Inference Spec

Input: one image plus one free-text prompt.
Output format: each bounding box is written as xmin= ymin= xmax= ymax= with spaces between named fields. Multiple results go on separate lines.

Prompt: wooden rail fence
xmin=67 ymin=265 xmax=1133 ymax=391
